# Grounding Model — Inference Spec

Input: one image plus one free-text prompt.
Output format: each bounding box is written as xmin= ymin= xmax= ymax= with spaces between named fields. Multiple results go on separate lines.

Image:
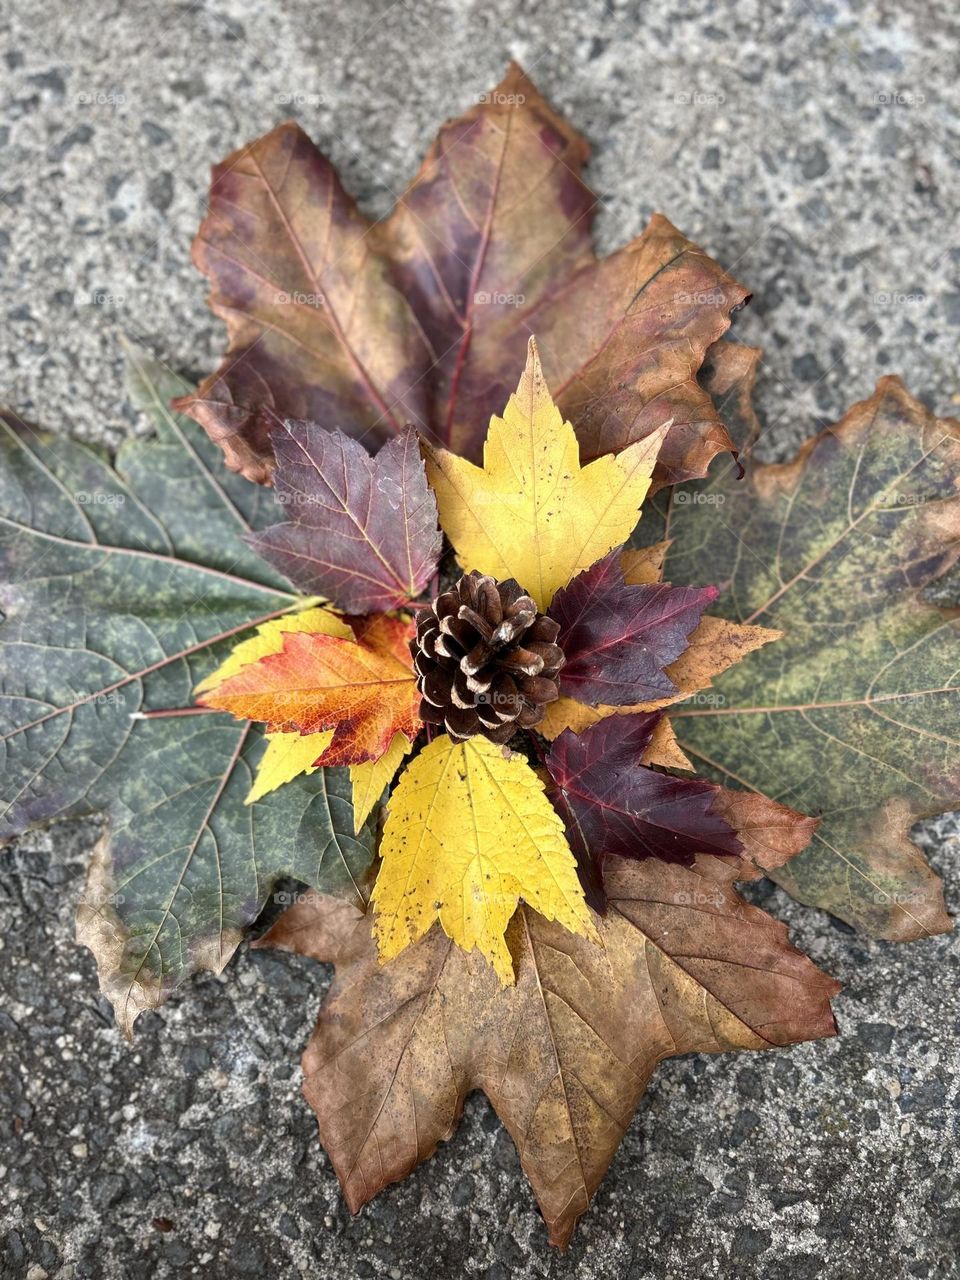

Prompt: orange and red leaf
xmin=198 ymin=613 xmax=421 ymax=766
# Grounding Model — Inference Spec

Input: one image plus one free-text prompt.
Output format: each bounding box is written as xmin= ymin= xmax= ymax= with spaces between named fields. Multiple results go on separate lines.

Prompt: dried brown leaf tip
xmin=175 ymin=63 xmax=748 ymax=483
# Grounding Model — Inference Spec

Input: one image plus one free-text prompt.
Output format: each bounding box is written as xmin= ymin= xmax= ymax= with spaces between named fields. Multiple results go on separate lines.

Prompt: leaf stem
xmin=130 ymin=706 xmax=222 ymax=720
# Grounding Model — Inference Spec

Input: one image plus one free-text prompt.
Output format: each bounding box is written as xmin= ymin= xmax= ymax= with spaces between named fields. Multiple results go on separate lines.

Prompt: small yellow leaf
xmin=372 ymin=733 xmax=597 ymax=983
xmin=194 ymin=604 xmax=351 ymax=695
xmin=245 ymin=729 xmax=333 ymax=804
xmin=424 ymin=336 xmax=668 ymax=610
xmin=349 ymin=731 xmax=412 ymax=833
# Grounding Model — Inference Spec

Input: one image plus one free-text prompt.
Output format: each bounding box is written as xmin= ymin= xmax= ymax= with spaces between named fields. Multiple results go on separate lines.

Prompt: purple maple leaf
xmin=546 ymin=711 xmax=742 ymax=909
xmin=548 ymin=550 xmax=718 ymax=705
xmin=248 ymin=425 xmax=442 ymax=614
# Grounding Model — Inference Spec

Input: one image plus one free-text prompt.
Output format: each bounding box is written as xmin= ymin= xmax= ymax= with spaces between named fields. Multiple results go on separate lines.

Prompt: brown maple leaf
xmin=175 ymin=63 xmax=748 ymax=484
xmin=258 ymin=823 xmax=837 ymax=1249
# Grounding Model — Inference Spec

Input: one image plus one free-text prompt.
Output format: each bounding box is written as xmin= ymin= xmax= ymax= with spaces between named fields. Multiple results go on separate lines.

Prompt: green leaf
xmin=639 ymin=342 xmax=959 ymax=940
xmin=0 ymin=348 xmax=377 ymax=1034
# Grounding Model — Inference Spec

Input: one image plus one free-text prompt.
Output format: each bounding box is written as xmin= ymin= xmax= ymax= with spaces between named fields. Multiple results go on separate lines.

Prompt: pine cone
xmin=413 ymin=572 xmax=565 ymax=744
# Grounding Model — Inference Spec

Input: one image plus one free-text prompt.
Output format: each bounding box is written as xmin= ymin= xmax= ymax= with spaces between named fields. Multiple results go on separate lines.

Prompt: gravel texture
xmin=2 ymin=1 xmax=960 ymax=1277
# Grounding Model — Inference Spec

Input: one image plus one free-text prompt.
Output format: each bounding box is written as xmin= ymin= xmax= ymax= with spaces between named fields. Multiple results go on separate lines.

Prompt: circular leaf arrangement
xmin=1 ymin=63 xmax=956 ymax=1252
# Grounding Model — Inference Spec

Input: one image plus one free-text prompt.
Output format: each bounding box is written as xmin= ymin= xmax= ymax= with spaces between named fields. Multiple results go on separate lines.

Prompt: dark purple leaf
xmin=546 ymin=712 xmax=742 ymax=906
xmin=548 ymin=550 xmax=718 ymax=705
xmin=248 ymin=425 xmax=442 ymax=614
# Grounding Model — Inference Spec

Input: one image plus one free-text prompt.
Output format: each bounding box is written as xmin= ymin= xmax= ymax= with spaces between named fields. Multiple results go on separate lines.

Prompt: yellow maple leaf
xmin=349 ymin=731 xmax=412 ymax=834
xmin=195 ymin=604 xmax=346 ymax=806
xmin=423 ymin=336 xmax=668 ymax=611
xmin=245 ymin=729 xmax=333 ymax=804
xmin=246 ymin=727 xmax=409 ymax=820
xmin=372 ymin=733 xmax=598 ymax=984
xmin=194 ymin=604 xmax=351 ymax=695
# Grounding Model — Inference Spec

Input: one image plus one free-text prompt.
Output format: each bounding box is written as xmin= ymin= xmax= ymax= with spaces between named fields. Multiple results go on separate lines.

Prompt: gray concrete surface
xmin=1 ymin=1 xmax=959 ymax=1277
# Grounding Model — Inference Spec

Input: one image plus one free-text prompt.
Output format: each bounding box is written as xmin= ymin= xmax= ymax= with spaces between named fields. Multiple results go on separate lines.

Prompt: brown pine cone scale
xmin=413 ymin=572 xmax=565 ymax=744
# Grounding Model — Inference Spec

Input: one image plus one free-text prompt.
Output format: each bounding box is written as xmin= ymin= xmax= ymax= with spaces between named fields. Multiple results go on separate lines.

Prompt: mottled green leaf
xmin=0 ymin=349 xmax=376 ymax=1033
xmin=639 ymin=343 xmax=959 ymax=940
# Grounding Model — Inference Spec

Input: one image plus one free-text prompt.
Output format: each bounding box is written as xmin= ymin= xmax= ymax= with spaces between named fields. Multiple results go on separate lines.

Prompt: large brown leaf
xmin=380 ymin=62 xmax=595 ymax=452
xmin=177 ymin=64 xmax=748 ymax=482
xmin=259 ymin=848 xmax=837 ymax=1248
xmin=175 ymin=121 xmax=433 ymax=483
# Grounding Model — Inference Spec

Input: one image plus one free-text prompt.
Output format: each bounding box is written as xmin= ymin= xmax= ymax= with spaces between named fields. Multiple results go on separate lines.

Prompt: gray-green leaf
xmin=638 ymin=342 xmax=959 ymax=941
xmin=0 ymin=346 xmax=377 ymax=1034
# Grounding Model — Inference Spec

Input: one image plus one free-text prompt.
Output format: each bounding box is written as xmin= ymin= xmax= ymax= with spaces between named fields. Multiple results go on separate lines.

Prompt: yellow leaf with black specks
xmin=349 ymin=731 xmax=412 ymax=833
xmin=371 ymin=732 xmax=597 ymax=983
